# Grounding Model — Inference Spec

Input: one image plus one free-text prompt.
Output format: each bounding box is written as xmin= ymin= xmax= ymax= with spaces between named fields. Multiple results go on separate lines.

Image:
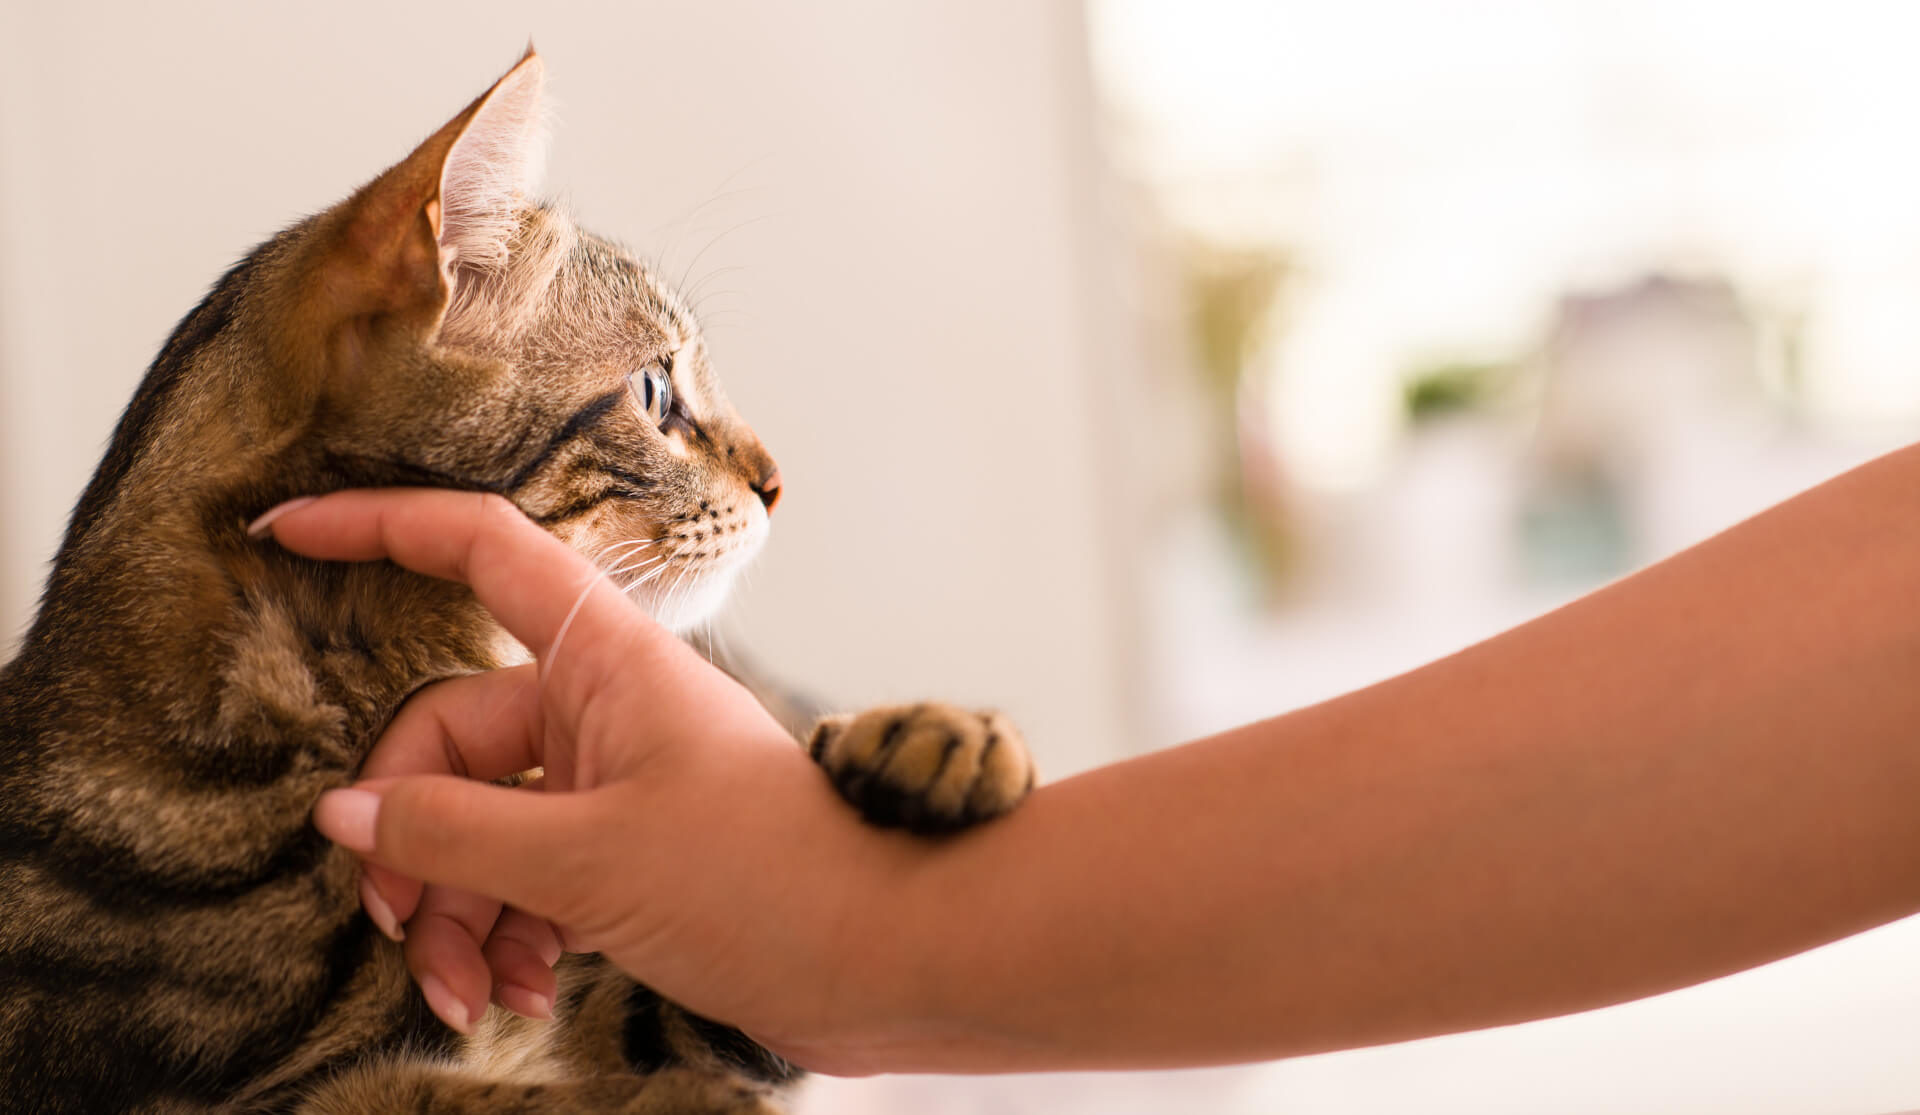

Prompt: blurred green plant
xmin=1180 ymin=239 xmax=1293 ymax=600
xmin=1401 ymin=359 xmax=1515 ymax=423
xmin=1186 ymin=242 xmax=1285 ymax=398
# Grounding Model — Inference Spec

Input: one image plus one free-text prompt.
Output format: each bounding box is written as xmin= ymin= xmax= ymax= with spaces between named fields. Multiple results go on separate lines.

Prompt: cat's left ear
xmin=436 ymin=49 xmax=548 ymax=277
xmin=292 ymin=49 xmax=546 ymax=352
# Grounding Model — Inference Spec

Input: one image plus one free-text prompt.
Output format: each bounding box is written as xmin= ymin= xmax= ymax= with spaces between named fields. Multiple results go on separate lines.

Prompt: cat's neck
xmin=5 ymin=495 xmax=503 ymax=763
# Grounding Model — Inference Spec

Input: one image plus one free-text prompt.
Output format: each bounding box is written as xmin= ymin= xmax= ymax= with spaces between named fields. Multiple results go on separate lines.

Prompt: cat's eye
xmin=628 ymin=362 xmax=673 ymax=426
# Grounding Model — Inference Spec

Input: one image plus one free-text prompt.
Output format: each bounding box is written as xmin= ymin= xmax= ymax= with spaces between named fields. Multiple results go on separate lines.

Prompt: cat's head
xmin=220 ymin=49 xmax=779 ymax=631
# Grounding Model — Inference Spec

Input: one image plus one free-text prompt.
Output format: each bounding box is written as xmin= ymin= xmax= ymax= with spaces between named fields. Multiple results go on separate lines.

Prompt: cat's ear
xmin=437 ymin=49 xmax=547 ymax=275
xmin=291 ymin=49 xmax=546 ymax=352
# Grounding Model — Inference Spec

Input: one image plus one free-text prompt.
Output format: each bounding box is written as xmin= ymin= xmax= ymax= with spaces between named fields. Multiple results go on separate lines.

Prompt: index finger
xmin=252 ymin=489 xmax=673 ymax=704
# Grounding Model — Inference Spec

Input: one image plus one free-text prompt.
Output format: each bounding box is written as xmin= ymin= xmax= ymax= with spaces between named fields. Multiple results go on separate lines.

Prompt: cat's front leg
xmin=806 ymin=704 xmax=1035 ymax=833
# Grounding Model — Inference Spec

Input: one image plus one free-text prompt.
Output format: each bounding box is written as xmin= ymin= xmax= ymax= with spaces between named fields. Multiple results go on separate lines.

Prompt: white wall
xmin=0 ymin=0 xmax=1146 ymax=771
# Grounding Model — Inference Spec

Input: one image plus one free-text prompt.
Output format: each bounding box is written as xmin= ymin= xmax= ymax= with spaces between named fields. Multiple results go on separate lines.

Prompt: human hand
xmin=255 ymin=490 xmax=925 ymax=1064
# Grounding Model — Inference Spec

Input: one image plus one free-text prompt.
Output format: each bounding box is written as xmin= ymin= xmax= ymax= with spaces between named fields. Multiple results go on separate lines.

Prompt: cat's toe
xmin=808 ymin=703 xmax=1034 ymax=833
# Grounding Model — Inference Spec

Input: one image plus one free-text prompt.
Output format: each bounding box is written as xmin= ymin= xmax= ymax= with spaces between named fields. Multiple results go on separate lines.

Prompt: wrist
xmin=824 ymin=803 xmax=1076 ymax=1074
xmin=750 ymin=812 xmax=1026 ymax=1075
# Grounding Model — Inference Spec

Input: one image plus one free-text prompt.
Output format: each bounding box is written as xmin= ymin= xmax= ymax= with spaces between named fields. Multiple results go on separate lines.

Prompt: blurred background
xmin=5 ymin=1 xmax=1920 ymax=1111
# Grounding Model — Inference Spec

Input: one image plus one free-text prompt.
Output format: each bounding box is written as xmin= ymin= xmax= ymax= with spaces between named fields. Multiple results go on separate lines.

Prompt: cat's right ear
xmin=281 ymin=49 xmax=546 ymax=381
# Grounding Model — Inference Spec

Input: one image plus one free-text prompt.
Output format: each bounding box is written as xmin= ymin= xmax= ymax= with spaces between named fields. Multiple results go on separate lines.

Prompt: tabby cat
xmin=0 ymin=50 xmax=1033 ymax=1114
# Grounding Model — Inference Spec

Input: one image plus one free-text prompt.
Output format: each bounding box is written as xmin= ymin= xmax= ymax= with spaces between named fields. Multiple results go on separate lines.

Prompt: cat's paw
xmin=807 ymin=703 xmax=1034 ymax=834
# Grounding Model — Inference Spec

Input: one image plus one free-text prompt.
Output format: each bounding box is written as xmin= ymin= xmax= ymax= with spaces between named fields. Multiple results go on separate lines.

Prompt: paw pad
xmin=807 ymin=704 xmax=1034 ymax=833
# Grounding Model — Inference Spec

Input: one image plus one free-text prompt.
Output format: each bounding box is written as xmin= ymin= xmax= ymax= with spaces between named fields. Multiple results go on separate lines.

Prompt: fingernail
xmin=420 ymin=973 xmax=472 ymax=1034
xmin=247 ymin=496 xmax=319 ymax=538
xmin=359 ymin=873 xmax=404 ymax=942
xmin=496 ymin=983 xmax=554 ymax=1021
xmin=314 ymin=788 xmax=379 ymax=854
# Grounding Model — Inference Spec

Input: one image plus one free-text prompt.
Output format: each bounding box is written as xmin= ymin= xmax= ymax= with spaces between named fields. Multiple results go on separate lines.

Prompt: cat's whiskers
xmin=682 ymin=265 xmax=746 ymax=309
xmin=593 ymin=538 xmax=655 ymax=568
xmin=627 ymin=564 xmax=672 ymax=593
xmin=605 ymin=554 xmax=665 ymax=583
xmin=645 ymin=563 xmax=683 ymax=617
xmin=709 ymin=617 xmax=737 ymax=665
xmin=685 ymin=290 xmax=747 ymax=326
xmin=688 ymin=308 xmax=750 ymax=331
xmin=651 ymin=157 xmax=769 ymax=272
xmin=660 ymin=563 xmax=701 ymax=628
xmin=545 ymin=542 xmax=661 ymax=684
xmin=619 ymin=561 xmax=676 ymax=608
xmin=674 ymin=215 xmax=772 ymax=304
xmin=542 ymin=567 xmax=604 ymax=687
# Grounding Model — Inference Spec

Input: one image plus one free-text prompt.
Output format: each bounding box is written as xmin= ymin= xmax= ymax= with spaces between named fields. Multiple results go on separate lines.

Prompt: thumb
xmin=315 ymin=777 xmax=608 ymax=928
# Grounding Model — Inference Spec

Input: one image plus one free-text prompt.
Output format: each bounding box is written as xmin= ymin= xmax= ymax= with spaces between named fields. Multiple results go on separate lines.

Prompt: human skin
xmin=264 ymin=442 xmax=1920 ymax=1075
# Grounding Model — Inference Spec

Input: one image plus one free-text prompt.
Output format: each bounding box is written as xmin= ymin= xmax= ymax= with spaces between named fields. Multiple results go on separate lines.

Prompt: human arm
xmin=836 ymin=439 xmax=1920 ymax=1072
xmin=267 ymin=442 xmax=1920 ymax=1074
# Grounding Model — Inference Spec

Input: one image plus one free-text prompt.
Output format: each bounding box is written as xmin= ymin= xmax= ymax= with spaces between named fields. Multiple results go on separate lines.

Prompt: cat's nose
xmin=752 ymin=464 xmax=782 ymax=513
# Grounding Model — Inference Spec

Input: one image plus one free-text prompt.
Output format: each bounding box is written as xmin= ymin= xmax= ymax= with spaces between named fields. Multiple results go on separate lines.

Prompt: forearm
xmin=830 ymin=443 xmax=1920 ymax=1073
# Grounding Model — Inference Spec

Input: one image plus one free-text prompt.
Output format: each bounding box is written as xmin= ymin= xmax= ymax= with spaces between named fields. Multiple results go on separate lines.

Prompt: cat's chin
xmin=641 ymin=565 xmax=743 ymax=635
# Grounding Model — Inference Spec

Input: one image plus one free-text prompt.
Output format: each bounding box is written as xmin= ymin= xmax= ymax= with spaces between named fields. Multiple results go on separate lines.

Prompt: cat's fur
xmin=0 ymin=50 xmax=1033 ymax=1114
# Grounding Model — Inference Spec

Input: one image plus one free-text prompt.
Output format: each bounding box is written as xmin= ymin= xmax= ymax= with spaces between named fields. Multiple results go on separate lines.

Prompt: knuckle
xmin=475 ymin=493 xmax=530 ymax=532
xmin=478 ymin=491 xmax=518 ymax=517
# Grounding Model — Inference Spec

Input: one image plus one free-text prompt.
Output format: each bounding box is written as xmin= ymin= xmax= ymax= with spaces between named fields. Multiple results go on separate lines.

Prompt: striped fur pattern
xmin=0 ymin=52 xmax=1032 ymax=1113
